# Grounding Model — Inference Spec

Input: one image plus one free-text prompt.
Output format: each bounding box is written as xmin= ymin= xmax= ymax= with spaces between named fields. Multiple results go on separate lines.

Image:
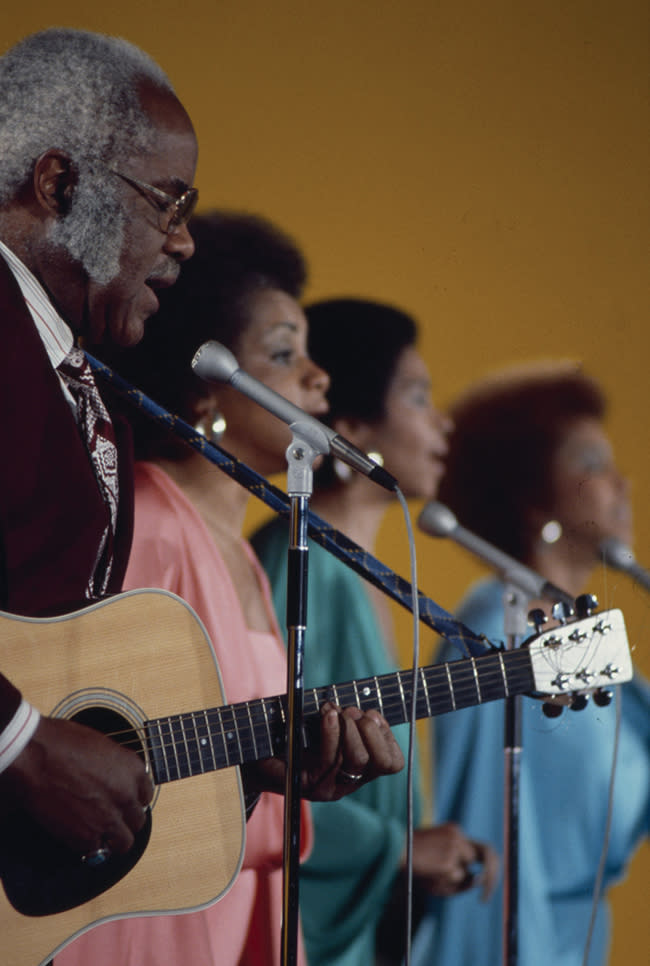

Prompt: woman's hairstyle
xmin=104 ymin=210 xmax=307 ymax=459
xmin=306 ymin=298 xmax=417 ymax=489
xmin=437 ymin=361 xmax=606 ymax=561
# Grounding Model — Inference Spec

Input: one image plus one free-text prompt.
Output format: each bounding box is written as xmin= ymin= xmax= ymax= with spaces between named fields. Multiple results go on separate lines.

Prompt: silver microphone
xmin=191 ymin=340 xmax=398 ymax=492
xmin=599 ymin=536 xmax=650 ymax=591
xmin=417 ymin=501 xmax=575 ymax=607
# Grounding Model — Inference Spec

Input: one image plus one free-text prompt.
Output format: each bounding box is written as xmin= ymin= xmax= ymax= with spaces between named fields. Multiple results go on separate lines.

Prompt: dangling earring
xmin=333 ymin=450 xmax=384 ymax=483
xmin=194 ymin=412 xmax=227 ymax=444
xmin=208 ymin=413 xmax=226 ymax=444
xmin=333 ymin=458 xmax=353 ymax=483
xmin=540 ymin=520 xmax=563 ymax=544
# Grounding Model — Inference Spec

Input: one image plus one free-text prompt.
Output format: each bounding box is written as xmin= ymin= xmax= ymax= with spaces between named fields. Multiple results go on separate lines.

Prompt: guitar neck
xmin=147 ymin=647 xmax=534 ymax=785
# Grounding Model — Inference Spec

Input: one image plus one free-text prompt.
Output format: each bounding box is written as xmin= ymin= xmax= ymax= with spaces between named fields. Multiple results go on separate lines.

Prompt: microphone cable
xmin=581 ymin=688 xmax=621 ymax=966
xmin=581 ymin=557 xmax=626 ymax=966
xmin=394 ymin=487 xmax=420 ymax=966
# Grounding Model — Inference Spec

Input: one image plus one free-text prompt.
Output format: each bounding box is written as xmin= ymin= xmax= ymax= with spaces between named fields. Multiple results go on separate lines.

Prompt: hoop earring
xmin=540 ymin=520 xmax=562 ymax=544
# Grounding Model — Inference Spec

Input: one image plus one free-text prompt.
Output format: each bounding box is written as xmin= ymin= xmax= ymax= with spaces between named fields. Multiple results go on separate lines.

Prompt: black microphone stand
xmin=280 ymin=421 xmax=330 ymax=966
xmin=501 ymin=582 xmax=529 ymax=966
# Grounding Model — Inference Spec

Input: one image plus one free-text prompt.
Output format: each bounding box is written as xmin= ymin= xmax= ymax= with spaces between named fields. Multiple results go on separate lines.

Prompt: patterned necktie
xmin=58 ymin=347 xmax=119 ymax=599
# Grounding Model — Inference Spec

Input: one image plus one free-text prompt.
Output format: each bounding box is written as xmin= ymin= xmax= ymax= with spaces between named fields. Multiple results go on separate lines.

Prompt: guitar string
xmin=90 ymin=642 xmax=591 ymax=764
xmin=98 ymin=670 xmax=535 ymax=765
xmin=89 ymin=637 xmax=605 ymax=761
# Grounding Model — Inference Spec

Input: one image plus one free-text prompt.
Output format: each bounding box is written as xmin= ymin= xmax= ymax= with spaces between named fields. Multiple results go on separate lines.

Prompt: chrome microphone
xmin=191 ymin=340 xmax=399 ymax=492
xmin=599 ymin=536 xmax=650 ymax=591
xmin=417 ymin=500 xmax=575 ymax=608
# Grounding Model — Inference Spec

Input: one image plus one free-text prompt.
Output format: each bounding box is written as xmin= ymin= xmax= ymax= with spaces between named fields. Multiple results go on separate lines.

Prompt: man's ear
xmin=32 ymin=150 xmax=77 ymax=216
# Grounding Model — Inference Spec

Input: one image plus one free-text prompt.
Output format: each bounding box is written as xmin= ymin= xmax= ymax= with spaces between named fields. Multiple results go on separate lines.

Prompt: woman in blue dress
xmin=411 ymin=362 xmax=650 ymax=966
xmin=253 ymin=298 xmax=499 ymax=966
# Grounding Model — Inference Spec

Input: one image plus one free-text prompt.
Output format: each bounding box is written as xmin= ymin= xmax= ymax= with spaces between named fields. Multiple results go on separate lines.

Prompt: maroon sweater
xmin=0 ymin=256 xmax=134 ymax=729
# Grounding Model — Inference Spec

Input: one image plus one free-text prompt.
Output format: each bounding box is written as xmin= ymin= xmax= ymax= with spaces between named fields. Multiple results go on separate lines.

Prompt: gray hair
xmin=0 ymin=28 xmax=178 ymax=282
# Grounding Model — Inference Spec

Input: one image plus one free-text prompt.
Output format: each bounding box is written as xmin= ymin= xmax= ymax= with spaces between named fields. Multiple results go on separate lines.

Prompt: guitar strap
xmin=88 ymin=354 xmax=493 ymax=658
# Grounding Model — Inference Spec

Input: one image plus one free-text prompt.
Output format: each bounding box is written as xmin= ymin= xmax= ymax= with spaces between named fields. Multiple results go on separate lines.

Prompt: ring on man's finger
xmin=336 ymin=769 xmax=364 ymax=785
xmin=82 ymin=846 xmax=111 ymax=867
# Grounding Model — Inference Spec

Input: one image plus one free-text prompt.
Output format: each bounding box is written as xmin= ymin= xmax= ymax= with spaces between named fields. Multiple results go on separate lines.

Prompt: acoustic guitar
xmin=0 ymin=588 xmax=632 ymax=966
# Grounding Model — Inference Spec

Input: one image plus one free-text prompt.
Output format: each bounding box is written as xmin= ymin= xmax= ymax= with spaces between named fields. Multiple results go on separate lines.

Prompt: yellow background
xmin=5 ymin=3 xmax=648 ymax=962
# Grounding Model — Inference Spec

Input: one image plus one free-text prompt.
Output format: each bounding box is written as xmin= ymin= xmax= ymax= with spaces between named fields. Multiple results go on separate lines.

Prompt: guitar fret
xmin=226 ymin=705 xmax=245 ymax=765
xmin=245 ymin=702 xmax=258 ymax=761
xmin=160 ymin=718 xmax=178 ymax=782
xmin=195 ymin=711 xmax=217 ymax=772
xmin=203 ymin=709 xmax=219 ymax=770
xmin=470 ymin=657 xmax=482 ymax=704
xmin=182 ymin=716 xmax=198 ymax=777
xmin=187 ymin=713 xmax=204 ymax=774
xmin=259 ymin=697 xmax=274 ymax=757
xmin=351 ymin=679 xmax=361 ymax=709
xmin=215 ymin=706 xmax=231 ymax=767
xmin=305 ymin=689 xmax=318 ymax=719
xmin=420 ymin=667 xmax=432 ymax=717
xmin=498 ymin=652 xmax=509 ymax=696
xmin=149 ymin=719 xmax=169 ymax=784
xmin=445 ymin=664 xmax=457 ymax=712
xmin=168 ymin=717 xmax=184 ymax=779
xmin=373 ymin=676 xmax=384 ymax=715
xmin=179 ymin=714 xmax=192 ymax=776
xmin=331 ymin=683 xmax=340 ymax=706
xmin=396 ymin=672 xmax=407 ymax=720
xmin=179 ymin=713 xmax=197 ymax=776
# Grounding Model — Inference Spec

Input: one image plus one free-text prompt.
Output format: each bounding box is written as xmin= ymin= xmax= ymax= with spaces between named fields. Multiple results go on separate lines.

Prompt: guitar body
xmin=0 ymin=589 xmax=245 ymax=966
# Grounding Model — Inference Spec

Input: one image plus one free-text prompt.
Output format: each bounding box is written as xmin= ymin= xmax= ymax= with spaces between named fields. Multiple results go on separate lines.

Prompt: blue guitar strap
xmin=89 ymin=354 xmax=492 ymax=658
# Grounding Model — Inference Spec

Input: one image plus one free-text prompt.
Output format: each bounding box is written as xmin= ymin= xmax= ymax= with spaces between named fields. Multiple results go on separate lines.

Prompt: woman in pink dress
xmin=56 ymin=212 xmax=404 ymax=966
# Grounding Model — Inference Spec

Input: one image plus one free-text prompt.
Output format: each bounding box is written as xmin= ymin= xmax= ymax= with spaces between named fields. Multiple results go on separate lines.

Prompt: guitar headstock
xmin=527 ymin=605 xmax=632 ymax=714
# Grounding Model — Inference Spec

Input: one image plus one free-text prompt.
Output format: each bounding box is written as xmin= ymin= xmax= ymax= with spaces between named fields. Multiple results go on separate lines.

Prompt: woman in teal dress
xmin=253 ymin=298 xmax=499 ymax=966
xmin=410 ymin=363 xmax=650 ymax=966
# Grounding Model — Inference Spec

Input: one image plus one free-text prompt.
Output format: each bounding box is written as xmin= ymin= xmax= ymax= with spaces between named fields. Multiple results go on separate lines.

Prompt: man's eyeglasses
xmin=108 ymin=168 xmax=198 ymax=234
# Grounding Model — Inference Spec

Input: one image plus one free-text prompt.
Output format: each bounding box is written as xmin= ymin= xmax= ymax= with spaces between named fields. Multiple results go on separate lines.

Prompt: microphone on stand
xmin=599 ymin=536 xmax=650 ymax=591
xmin=191 ymin=340 xmax=399 ymax=493
xmin=417 ymin=500 xmax=575 ymax=609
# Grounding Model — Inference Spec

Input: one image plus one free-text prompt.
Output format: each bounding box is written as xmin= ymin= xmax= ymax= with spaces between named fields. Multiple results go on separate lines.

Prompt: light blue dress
xmin=412 ymin=577 xmax=650 ymax=966
xmin=253 ymin=518 xmax=421 ymax=966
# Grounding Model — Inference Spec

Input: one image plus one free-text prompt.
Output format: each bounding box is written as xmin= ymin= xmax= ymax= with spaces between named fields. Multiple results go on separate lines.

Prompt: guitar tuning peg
xmin=575 ymin=593 xmax=599 ymax=618
xmin=569 ymin=693 xmax=590 ymax=711
xmin=528 ymin=608 xmax=548 ymax=634
xmin=542 ymin=701 xmax=564 ymax=719
xmin=551 ymin=601 xmax=574 ymax=625
xmin=593 ymin=688 xmax=613 ymax=707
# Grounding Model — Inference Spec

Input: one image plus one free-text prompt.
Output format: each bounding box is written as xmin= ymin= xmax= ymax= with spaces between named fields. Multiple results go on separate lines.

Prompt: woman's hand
xmin=409 ymin=822 xmax=500 ymax=900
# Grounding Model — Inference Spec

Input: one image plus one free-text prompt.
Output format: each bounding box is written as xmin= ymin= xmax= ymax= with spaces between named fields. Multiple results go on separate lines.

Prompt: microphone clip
xmin=285 ymin=421 xmax=330 ymax=497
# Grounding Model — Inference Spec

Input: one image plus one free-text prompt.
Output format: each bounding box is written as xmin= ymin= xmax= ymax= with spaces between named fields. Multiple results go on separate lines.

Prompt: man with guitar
xmin=0 ymin=27 xmax=403 ymax=893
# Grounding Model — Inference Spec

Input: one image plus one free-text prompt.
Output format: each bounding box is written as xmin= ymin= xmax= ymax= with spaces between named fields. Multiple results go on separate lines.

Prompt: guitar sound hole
xmin=71 ymin=705 xmax=145 ymax=762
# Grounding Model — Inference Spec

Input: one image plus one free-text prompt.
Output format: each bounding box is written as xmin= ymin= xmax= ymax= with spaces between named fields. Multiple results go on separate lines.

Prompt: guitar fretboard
xmin=146 ymin=647 xmax=535 ymax=785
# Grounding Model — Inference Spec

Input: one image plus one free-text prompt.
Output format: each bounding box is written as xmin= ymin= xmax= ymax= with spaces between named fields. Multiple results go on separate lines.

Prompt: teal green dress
xmin=253 ymin=518 xmax=421 ymax=966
